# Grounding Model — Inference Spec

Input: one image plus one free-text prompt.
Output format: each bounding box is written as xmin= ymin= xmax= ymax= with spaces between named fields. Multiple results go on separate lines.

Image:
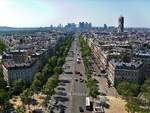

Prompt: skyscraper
xmin=104 ymin=24 xmax=107 ymax=30
xmin=79 ymin=22 xmax=92 ymax=29
xmin=118 ymin=16 xmax=124 ymax=32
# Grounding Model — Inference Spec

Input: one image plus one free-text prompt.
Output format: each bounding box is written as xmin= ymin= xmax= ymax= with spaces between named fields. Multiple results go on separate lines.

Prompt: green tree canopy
xmin=11 ymin=79 xmax=26 ymax=95
xmin=0 ymin=77 xmax=7 ymax=89
xmin=0 ymin=40 xmax=7 ymax=53
xmin=43 ymin=75 xmax=59 ymax=96
xmin=54 ymin=67 xmax=63 ymax=74
xmin=16 ymin=105 xmax=26 ymax=113
xmin=117 ymin=81 xmax=140 ymax=97
xmin=0 ymin=90 xmax=9 ymax=106
xmin=20 ymin=88 xmax=32 ymax=105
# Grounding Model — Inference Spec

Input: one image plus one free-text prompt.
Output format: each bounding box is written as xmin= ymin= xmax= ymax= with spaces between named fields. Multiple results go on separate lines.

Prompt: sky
xmin=0 ymin=0 xmax=150 ymax=28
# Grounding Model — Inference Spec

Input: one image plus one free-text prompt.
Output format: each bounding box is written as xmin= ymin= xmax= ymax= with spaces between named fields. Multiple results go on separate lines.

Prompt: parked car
xmin=75 ymin=71 xmax=80 ymax=74
xmin=79 ymin=107 xmax=84 ymax=112
xmin=80 ymin=78 xmax=84 ymax=82
xmin=64 ymin=71 xmax=73 ymax=74
xmin=75 ymin=78 xmax=78 ymax=82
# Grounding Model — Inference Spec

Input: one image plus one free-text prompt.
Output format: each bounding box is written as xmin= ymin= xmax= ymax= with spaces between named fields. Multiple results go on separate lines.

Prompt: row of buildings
xmin=81 ymin=18 xmax=150 ymax=86
xmin=0 ymin=30 xmax=69 ymax=85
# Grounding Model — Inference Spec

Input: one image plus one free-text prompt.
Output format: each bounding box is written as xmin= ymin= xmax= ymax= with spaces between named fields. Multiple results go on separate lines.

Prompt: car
xmin=80 ymin=73 xmax=82 ymax=76
xmin=79 ymin=78 xmax=84 ymax=82
xmin=65 ymin=65 xmax=70 ymax=69
xmin=75 ymin=78 xmax=78 ymax=81
xmin=64 ymin=71 xmax=73 ymax=74
xmin=77 ymin=56 xmax=81 ymax=60
xmin=75 ymin=71 xmax=80 ymax=74
xmin=57 ymin=87 xmax=65 ymax=91
xmin=79 ymin=107 xmax=84 ymax=112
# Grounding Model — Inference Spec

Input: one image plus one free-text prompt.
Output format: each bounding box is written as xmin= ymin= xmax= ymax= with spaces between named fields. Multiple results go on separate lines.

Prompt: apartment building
xmin=107 ymin=59 xmax=144 ymax=86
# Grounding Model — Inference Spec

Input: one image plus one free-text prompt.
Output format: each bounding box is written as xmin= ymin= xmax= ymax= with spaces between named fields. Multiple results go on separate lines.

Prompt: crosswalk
xmin=67 ymin=92 xmax=87 ymax=96
xmin=55 ymin=92 xmax=87 ymax=96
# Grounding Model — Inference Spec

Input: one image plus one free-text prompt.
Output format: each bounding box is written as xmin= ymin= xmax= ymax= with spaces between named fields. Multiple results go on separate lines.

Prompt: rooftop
xmin=110 ymin=59 xmax=143 ymax=70
xmin=3 ymin=58 xmax=37 ymax=69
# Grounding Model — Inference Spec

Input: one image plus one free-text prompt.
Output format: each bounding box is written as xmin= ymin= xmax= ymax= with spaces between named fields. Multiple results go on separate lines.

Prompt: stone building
xmin=2 ymin=50 xmax=38 ymax=84
xmin=107 ymin=59 xmax=144 ymax=86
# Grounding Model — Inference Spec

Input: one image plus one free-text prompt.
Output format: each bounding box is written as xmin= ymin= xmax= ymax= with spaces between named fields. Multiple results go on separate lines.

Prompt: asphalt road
xmin=71 ymin=37 xmax=86 ymax=113
xmin=53 ymin=36 xmax=86 ymax=113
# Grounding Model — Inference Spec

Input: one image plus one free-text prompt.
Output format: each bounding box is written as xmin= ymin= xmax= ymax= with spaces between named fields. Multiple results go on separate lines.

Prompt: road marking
xmin=59 ymin=77 xmax=72 ymax=80
xmin=67 ymin=92 xmax=87 ymax=96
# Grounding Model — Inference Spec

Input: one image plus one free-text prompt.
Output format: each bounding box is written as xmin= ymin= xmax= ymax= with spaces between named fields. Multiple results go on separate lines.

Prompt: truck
xmin=77 ymin=58 xmax=80 ymax=63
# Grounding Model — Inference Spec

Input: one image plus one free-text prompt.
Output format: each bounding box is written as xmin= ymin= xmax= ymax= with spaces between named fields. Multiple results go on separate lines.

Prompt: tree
xmin=142 ymin=79 xmax=150 ymax=93
xmin=31 ymin=79 xmax=42 ymax=92
xmin=125 ymin=98 xmax=140 ymax=113
xmin=87 ymin=79 xmax=99 ymax=98
xmin=43 ymin=75 xmax=59 ymax=97
xmin=48 ymin=56 xmax=57 ymax=67
xmin=47 ymin=64 xmax=54 ymax=74
xmin=42 ymin=64 xmax=49 ymax=76
xmin=11 ymin=79 xmax=26 ymax=95
xmin=141 ymin=79 xmax=150 ymax=109
xmin=0 ymin=68 xmax=3 ymax=77
xmin=54 ymin=67 xmax=63 ymax=74
xmin=0 ymin=77 xmax=7 ymax=89
xmin=89 ymin=86 xmax=100 ymax=98
xmin=0 ymin=90 xmax=9 ymax=111
xmin=116 ymin=81 xmax=140 ymax=98
xmin=86 ymin=74 xmax=92 ymax=80
xmin=57 ymin=57 xmax=65 ymax=66
xmin=20 ymin=88 xmax=32 ymax=106
xmin=16 ymin=105 xmax=26 ymax=113
xmin=0 ymin=40 xmax=7 ymax=53
xmin=87 ymin=79 xmax=97 ymax=88
xmin=34 ymin=72 xmax=44 ymax=82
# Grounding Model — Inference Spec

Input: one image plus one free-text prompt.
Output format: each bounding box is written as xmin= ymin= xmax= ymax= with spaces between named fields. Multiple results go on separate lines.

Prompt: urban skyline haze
xmin=0 ymin=0 xmax=149 ymax=28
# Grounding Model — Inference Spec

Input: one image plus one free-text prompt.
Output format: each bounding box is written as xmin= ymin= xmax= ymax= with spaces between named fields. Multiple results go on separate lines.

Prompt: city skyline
xmin=0 ymin=0 xmax=150 ymax=28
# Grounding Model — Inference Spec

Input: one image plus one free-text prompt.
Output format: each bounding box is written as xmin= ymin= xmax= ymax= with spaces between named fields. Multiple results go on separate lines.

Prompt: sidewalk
xmin=93 ymin=76 xmax=118 ymax=97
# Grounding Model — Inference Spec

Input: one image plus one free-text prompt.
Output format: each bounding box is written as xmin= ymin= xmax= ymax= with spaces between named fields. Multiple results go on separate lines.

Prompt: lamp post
xmin=6 ymin=85 xmax=11 ymax=97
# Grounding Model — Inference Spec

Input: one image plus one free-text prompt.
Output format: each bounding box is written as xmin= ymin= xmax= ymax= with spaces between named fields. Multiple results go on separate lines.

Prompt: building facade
xmin=107 ymin=59 xmax=144 ymax=86
xmin=2 ymin=58 xmax=38 ymax=84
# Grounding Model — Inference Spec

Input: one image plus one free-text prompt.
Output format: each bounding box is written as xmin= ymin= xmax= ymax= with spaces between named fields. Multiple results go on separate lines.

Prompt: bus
xmin=86 ymin=97 xmax=92 ymax=111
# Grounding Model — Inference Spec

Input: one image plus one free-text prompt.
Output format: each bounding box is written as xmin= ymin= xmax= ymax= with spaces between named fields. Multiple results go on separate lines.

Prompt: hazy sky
xmin=0 ymin=0 xmax=149 ymax=27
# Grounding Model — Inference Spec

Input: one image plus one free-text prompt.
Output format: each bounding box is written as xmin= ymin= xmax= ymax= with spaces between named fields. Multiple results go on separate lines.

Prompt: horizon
xmin=0 ymin=0 xmax=150 ymax=28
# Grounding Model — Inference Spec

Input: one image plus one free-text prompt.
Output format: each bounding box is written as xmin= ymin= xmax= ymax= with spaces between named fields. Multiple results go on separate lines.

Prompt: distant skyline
xmin=0 ymin=0 xmax=150 ymax=28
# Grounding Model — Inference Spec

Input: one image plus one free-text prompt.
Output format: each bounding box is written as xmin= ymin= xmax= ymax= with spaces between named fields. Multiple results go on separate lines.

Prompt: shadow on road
xmin=54 ymin=96 xmax=69 ymax=102
xmin=59 ymin=83 xmax=66 ymax=86
xmin=57 ymin=87 xmax=66 ymax=91
xmin=56 ymin=103 xmax=67 ymax=111
xmin=59 ymin=79 xmax=70 ymax=83
xmin=57 ymin=91 xmax=67 ymax=96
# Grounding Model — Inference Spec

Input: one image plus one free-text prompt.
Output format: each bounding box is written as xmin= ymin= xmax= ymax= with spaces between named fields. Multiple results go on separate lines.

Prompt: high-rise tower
xmin=118 ymin=16 xmax=124 ymax=32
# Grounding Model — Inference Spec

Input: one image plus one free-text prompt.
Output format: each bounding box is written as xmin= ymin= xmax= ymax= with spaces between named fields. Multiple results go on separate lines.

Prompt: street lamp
xmin=6 ymin=85 xmax=10 ymax=88
xmin=6 ymin=85 xmax=11 ymax=96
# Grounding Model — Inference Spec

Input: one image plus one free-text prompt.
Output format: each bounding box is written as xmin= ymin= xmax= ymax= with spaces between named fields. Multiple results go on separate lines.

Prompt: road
xmin=53 ymin=36 xmax=86 ymax=113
